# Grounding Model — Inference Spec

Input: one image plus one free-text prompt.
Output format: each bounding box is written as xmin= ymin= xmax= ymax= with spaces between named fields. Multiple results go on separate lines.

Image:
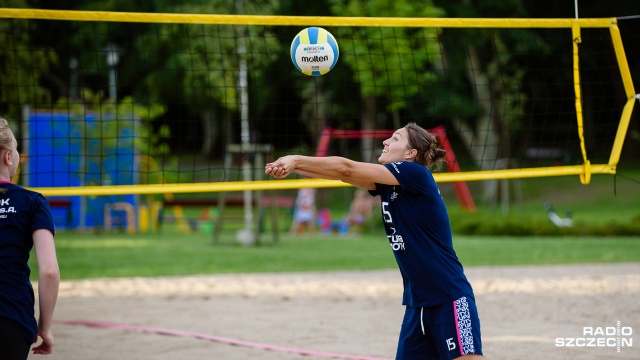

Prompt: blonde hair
xmin=0 ymin=118 xmax=13 ymax=193
xmin=0 ymin=118 xmax=11 ymax=151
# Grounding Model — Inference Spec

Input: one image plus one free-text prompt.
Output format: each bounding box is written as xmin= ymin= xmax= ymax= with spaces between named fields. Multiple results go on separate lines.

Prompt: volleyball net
xmin=0 ymin=9 xmax=636 ymax=197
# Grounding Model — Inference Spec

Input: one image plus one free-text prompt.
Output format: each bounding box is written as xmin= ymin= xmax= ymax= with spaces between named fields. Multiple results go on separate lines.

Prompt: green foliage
xmin=451 ymin=212 xmax=640 ymax=237
xmin=0 ymin=0 xmax=55 ymax=119
xmin=328 ymin=0 xmax=444 ymax=112
xmin=439 ymin=169 xmax=640 ymax=238
xmin=145 ymin=1 xmax=281 ymax=113
xmin=24 ymin=0 xmax=282 ymax=117
xmin=485 ymin=35 xmax=527 ymax=133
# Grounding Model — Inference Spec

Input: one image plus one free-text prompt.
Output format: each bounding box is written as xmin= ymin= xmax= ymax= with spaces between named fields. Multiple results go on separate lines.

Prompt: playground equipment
xmin=24 ymin=109 xmax=139 ymax=231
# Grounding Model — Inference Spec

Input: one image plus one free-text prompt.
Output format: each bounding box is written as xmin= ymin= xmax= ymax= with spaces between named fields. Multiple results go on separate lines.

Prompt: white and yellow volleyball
xmin=290 ymin=27 xmax=339 ymax=76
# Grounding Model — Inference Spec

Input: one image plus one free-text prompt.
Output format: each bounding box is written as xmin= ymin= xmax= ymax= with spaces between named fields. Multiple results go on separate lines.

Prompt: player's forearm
xmin=37 ymin=268 xmax=60 ymax=332
xmin=294 ymin=168 xmax=341 ymax=180
xmin=295 ymin=168 xmax=375 ymax=190
xmin=292 ymin=156 xmax=355 ymax=181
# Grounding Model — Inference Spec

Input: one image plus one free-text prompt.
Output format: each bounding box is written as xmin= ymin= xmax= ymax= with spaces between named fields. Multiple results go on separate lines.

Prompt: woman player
xmin=265 ymin=122 xmax=482 ymax=359
xmin=0 ymin=118 xmax=60 ymax=359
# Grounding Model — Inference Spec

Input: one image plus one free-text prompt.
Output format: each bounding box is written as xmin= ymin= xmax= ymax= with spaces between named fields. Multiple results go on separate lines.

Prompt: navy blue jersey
xmin=371 ymin=161 xmax=473 ymax=307
xmin=0 ymin=183 xmax=55 ymax=342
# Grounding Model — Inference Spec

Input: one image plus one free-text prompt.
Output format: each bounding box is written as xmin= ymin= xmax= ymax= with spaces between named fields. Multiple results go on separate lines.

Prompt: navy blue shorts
xmin=396 ymin=295 xmax=482 ymax=360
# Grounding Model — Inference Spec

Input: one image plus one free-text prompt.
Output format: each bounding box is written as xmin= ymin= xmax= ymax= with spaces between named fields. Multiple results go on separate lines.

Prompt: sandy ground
xmin=34 ymin=263 xmax=639 ymax=360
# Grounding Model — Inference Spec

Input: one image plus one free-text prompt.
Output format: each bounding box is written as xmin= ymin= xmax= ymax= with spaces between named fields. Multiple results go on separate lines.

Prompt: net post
xmin=214 ymin=143 xmax=277 ymax=246
xmin=571 ymin=22 xmax=590 ymax=185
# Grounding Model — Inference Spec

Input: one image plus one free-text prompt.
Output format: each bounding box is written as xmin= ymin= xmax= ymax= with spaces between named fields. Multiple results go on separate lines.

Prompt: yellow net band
xmin=0 ymin=8 xmax=615 ymax=28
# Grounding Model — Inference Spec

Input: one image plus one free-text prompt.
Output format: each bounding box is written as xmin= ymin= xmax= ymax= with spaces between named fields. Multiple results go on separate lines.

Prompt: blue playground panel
xmin=28 ymin=111 xmax=138 ymax=230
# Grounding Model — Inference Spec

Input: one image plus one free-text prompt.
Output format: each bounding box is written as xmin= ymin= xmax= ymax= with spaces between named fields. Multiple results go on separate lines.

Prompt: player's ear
xmin=1 ymin=150 xmax=9 ymax=165
xmin=405 ymin=148 xmax=417 ymax=160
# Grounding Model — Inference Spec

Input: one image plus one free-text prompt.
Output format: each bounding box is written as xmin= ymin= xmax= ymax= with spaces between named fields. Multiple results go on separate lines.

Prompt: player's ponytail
xmin=404 ymin=122 xmax=446 ymax=171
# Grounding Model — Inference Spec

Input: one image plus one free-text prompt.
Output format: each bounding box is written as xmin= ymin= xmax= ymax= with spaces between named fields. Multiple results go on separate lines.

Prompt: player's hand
xmin=32 ymin=330 xmax=54 ymax=355
xmin=265 ymin=156 xmax=296 ymax=179
xmin=265 ymin=164 xmax=287 ymax=178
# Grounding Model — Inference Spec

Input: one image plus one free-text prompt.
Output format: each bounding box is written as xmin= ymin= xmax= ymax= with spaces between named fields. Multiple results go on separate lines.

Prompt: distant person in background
xmin=0 ymin=117 xmax=60 ymax=359
xmin=345 ymin=189 xmax=377 ymax=234
xmin=314 ymin=190 xmax=377 ymax=237
xmin=289 ymin=188 xmax=316 ymax=235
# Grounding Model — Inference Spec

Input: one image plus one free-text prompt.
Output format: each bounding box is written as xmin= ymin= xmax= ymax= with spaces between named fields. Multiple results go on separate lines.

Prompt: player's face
xmin=379 ymin=128 xmax=413 ymax=164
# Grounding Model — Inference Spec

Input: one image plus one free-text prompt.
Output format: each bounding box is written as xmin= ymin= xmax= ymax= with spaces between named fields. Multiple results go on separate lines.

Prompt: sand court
xmin=38 ymin=263 xmax=639 ymax=360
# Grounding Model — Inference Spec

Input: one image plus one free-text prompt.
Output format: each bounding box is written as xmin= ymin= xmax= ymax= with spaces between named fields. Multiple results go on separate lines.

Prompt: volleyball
xmin=290 ymin=27 xmax=339 ymax=76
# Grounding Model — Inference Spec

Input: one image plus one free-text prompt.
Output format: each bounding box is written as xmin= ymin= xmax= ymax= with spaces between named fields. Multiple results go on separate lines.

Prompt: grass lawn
xmin=31 ymin=231 xmax=640 ymax=280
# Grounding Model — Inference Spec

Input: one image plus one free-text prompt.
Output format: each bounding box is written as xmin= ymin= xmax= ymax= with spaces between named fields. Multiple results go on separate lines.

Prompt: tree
xmin=146 ymin=0 xmax=281 ymax=157
xmin=0 ymin=0 xmax=54 ymax=122
xmin=328 ymin=0 xmax=444 ymax=161
xmin=25 ymin=0 xmax=282 ymax=157
xmin=522 ymin=0 xmax=640 ymax=160
xmin=431 ymin=0 xmax=536 ymax=202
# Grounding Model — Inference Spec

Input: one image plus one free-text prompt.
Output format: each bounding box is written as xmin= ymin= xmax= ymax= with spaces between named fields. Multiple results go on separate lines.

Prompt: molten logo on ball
xmin=291 ymin=27 xmax=339 ymax=76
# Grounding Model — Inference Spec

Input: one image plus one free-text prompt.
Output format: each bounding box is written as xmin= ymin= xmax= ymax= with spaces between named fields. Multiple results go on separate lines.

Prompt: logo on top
xmin=0 ymin=198 xmax=16 ymax=218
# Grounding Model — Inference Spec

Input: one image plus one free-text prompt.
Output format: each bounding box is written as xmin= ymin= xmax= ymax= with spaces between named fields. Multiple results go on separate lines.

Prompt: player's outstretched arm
xmin=265 ymin=155 xmax=397 ymax=190
xmin=292 ymin=168 xmax=376 ymax=191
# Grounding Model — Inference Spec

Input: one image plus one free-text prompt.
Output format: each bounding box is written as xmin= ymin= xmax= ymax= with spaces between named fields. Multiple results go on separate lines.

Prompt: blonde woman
xmin=0 ymin=118 xmax=60 ymax=359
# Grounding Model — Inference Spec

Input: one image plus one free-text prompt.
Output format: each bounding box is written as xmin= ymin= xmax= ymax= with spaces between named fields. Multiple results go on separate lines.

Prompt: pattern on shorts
xmin=454 ymin=296 xmax=475 ymax=355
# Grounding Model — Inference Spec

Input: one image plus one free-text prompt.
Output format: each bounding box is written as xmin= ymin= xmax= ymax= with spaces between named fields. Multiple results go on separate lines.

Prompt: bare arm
xmin=266 ymin=155 xmax=399 ymax=190
xmin=32 ymin=229 xmax=60 ymax=355
xmin=293 ymin=169 xmax=374 ymax=190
